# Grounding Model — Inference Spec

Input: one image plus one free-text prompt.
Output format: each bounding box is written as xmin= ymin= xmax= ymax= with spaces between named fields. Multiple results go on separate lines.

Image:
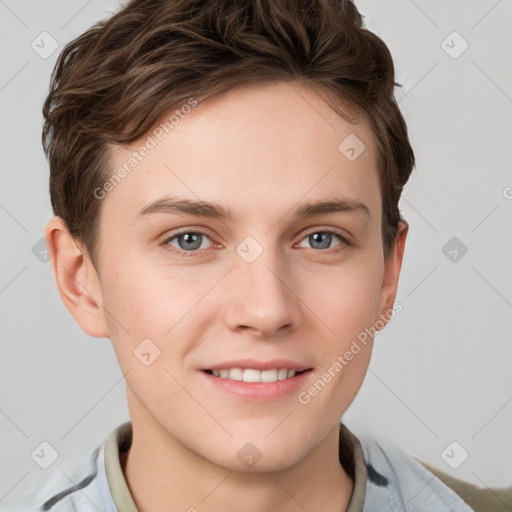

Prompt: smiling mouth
xmin=203 ymin=368 xmax=311 ymax=383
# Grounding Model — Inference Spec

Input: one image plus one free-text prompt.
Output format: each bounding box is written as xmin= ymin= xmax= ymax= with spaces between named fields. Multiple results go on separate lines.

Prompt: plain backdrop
xmin=1 ymin=0 xmax=511 ymax=507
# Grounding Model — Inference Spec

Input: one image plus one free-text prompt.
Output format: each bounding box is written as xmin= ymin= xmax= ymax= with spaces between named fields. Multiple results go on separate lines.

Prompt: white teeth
xmin=260 ymin=369 xmax=278 ymax=382
xmin=277 ymin=368 xmax=289 ymax=380
xmin=243 ymin=369 xmax=261 ymax=383
xmin=229 ymin=368 xmax=243 ymax=381
xmin=210 ymin=367 xmax=301 ymax=383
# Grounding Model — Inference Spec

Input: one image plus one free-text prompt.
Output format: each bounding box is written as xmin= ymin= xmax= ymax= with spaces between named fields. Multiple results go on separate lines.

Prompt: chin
xmin=210 ymin=433 xmax=307 ymax=473
xmin=217 ymin=450 xmax=302 ymax=473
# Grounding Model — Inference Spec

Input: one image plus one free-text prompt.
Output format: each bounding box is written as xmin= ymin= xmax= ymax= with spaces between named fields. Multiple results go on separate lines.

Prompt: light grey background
xmin=1 ymin=0 xmax=511 ymax=506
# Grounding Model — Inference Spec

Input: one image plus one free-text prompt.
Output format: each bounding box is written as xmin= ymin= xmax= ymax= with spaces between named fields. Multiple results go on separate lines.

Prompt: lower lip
xmin=200 ymin=370 xmax=312 ymax=402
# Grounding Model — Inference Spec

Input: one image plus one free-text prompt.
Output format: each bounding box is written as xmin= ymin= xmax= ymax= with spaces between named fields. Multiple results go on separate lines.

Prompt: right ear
xmin=44 ymin=216 xmax=109 ymax=339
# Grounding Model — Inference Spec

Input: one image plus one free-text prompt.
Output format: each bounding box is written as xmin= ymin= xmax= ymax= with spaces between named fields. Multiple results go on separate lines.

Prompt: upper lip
xmin=204 ymin=359 xmax=312 ymax=372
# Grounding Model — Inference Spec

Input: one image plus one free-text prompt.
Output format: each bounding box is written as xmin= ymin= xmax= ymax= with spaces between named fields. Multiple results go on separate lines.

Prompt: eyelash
xmin=160 ymin=228 xmax=351 ymax=258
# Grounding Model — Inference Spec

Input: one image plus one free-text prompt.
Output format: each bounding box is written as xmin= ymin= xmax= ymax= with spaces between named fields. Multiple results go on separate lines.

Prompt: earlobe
xmin=44 ymin=216 xmax=109 ymax=338
xmin=375 ymin=221 xmax=408 ymax=329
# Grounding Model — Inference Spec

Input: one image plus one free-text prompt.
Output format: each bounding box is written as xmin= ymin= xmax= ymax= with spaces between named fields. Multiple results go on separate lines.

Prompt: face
xmin=82 ymin=82 xmax=403 ymax=471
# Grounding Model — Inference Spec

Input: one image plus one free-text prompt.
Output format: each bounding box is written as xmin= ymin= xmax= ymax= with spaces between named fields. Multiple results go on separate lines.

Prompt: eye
xmin=297 ymin=229 xmax=350 ymax=253
xmin=162 ymin=231 xmax=213 ymax=256
xmin=161 ymin=228 xmax=351 ymax=258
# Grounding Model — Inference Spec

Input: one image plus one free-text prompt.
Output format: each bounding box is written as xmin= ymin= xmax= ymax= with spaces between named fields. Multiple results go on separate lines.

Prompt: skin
xmin=45 ymin=81 xmax=408 ymax=512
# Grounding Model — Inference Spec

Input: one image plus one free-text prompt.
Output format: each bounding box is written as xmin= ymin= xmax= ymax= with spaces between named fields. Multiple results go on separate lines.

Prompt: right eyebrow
xmin=135 ymin=197 xmax=237 ymax=222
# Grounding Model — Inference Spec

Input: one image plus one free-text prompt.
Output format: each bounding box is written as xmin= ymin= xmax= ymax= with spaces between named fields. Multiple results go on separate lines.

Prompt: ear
xmin=374 ymin=220 xmax=408 ymax=329
xmin=44 ymin=216 xmax=109 ymax=338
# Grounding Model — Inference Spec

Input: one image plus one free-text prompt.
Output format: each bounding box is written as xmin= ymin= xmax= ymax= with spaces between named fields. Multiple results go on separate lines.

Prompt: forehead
xmin=103 ymin=81 xmax=380 ymax=226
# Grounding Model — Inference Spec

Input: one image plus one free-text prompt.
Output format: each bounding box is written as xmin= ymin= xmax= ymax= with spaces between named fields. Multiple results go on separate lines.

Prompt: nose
xmin=222 ymin=246 xmax=302 ymax=338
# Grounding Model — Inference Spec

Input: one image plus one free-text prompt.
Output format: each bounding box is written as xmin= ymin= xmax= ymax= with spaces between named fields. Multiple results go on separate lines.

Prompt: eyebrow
xmin=135 ymin=196 xmax=371 ymax=222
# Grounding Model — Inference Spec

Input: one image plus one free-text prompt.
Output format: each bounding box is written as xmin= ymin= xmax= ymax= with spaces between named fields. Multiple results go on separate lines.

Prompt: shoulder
xmin=353 ymin=432 xmax=476 ymax=512
xmin=2 ymin=443 xmax=116 ymax=512
xmin=416 ymin=460 xmax=512 ymax=512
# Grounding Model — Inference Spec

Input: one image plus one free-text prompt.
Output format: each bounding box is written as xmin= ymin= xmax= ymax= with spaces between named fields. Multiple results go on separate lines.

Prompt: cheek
xmin=101 ymin=256 xmax=193 ymax=331
xmin=304 ymin=258 xmax=382 ymax=403
xmin=310 ymin=258 xmax=383 ymax=340
xmin=302 ymin=269 xmax=380 ymax=414
xmin=99 ymin=257 xmax=215 ymax=369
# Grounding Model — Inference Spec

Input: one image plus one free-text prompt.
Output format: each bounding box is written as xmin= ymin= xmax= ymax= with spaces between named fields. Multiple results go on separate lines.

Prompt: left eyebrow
xmin=134 ymin=196 xmax=371 ymax=223
xmin=292 ymin=198 xmax=371 ymax=219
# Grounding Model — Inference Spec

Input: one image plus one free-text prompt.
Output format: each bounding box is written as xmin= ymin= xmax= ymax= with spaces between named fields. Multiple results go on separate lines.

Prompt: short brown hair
xmin=43 ymin=0 xmax=415 ymax=268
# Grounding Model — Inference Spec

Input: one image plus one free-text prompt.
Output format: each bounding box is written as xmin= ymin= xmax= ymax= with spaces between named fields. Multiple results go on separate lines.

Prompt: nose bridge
xmin=224 ymin=235 xmax=301 ymax=336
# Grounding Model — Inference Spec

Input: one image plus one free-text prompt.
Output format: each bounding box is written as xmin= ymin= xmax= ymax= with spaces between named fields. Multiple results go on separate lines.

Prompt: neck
xmin=123 ymin=401 xmax=354 ymax=512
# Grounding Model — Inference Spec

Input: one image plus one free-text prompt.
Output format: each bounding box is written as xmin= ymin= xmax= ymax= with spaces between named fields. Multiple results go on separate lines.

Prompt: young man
xmin=9 ymin=0 xmax=500 ymax=510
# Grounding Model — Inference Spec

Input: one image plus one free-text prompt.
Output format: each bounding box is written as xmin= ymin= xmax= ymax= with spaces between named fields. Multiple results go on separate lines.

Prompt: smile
xmin=204 ymin=368 xmax=307 ymax=383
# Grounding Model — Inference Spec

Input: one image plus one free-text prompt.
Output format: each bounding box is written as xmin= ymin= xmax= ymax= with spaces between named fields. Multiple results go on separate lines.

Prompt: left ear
xmin=374 ymin=220 xmax=408 ymax=328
